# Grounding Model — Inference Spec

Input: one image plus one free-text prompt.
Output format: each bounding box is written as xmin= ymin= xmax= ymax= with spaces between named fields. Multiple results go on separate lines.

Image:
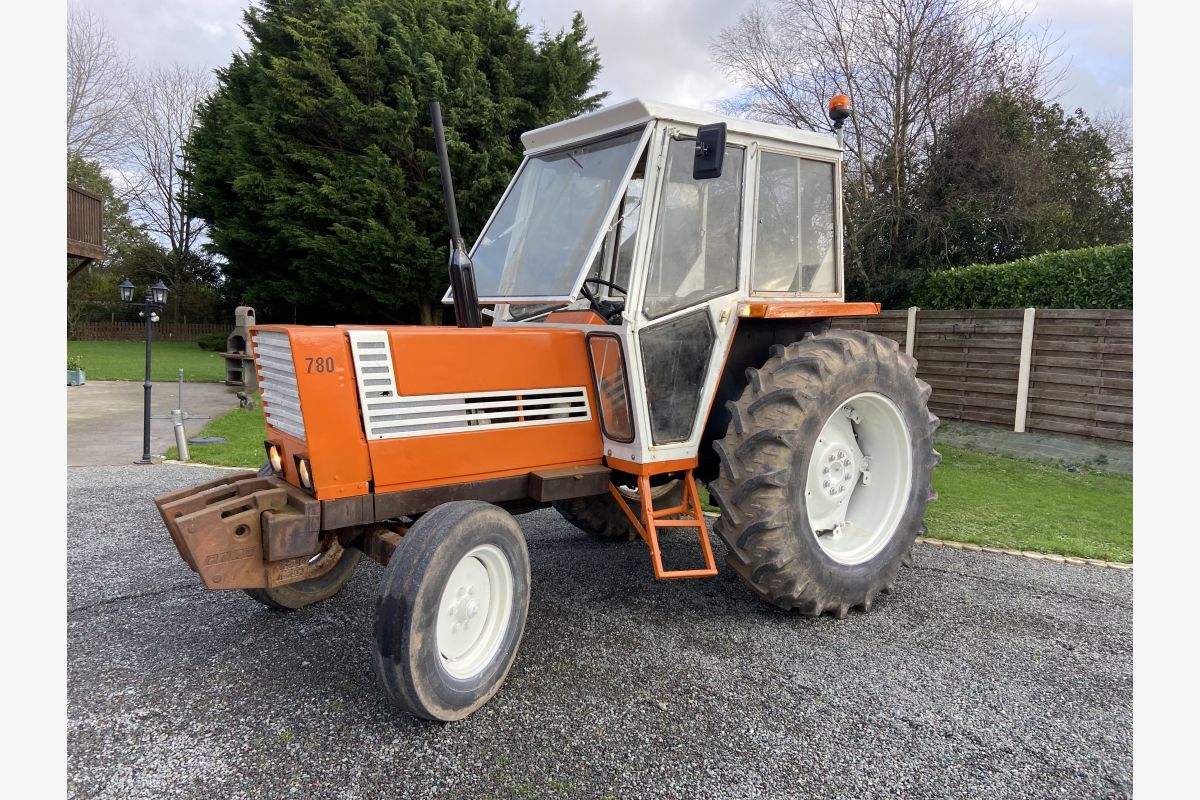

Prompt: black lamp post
xmin=119 ymin=278 xmax=170 ymax=464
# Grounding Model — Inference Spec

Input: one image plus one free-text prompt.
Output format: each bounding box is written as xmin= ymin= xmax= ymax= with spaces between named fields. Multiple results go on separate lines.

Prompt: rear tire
xmin=554 ymin=480 xmax=682 ymax=542
xmin=371 ymin=501 xmax=531 ymax=721
xmin=710 ymin=330 xmax=939 ymax=617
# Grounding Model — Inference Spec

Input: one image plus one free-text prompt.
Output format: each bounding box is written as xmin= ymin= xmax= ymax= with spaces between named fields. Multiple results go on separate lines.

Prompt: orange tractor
xmin=155 ymin=97 xmax=938 ymax=721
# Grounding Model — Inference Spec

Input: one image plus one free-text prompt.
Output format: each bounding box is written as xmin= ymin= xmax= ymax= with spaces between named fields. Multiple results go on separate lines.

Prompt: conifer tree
xmin=186 ymin=0 xmax=605 ymax=324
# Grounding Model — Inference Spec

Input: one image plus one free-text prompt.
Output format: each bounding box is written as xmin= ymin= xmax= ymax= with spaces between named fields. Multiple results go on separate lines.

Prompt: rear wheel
xmin=371 ymin=501 xmax=531 ymax=721
xmin=553 ymin=480 xmax=682 ymax=541
xmin=710 ymin=330 xmax=939 ymax=617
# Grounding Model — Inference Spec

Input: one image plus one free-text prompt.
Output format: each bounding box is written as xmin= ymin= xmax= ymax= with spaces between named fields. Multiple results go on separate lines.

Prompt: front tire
xmin=371 ymin=501 xmax=531 ymax=721
xmin=710 ymin=330 xmax=939 ymax=617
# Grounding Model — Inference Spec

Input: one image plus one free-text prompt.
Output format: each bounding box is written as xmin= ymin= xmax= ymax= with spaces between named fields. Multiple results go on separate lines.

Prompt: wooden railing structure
xmin=68 ymin=183 xmax=104 ymax=279
xmin=71 ymin=321 xmax=231 ymax=341
xmin=833 ymin=308 xmax=1132 ymax=443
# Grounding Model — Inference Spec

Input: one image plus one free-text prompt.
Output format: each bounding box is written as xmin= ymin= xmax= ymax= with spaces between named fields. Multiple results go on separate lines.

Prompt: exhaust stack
xmin=430 ymin=101 xmax=482 ymax=328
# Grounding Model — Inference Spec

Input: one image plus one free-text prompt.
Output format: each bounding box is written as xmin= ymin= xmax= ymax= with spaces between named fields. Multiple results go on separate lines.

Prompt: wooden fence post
xmin=1013 ymin=307 xmax=1037 ymax=432
xmin=905 ymin=306 xmax=918 ymax=356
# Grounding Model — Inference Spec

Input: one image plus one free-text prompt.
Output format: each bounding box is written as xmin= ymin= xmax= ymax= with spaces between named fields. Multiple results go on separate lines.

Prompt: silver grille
xmin=348 ymin=330 xmax=591 ymax=440
xmin=251 ymin=330 xmax=306 ymax=440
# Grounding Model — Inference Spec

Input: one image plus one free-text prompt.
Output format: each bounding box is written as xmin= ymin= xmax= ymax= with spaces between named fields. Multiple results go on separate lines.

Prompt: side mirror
xmin=692 ymin=123 xmax=727 ymax=180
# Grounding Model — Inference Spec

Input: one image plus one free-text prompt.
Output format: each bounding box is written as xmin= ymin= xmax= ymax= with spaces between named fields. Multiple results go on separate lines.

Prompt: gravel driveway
xmin=68 ymin=465 xmax=1132 ymax=799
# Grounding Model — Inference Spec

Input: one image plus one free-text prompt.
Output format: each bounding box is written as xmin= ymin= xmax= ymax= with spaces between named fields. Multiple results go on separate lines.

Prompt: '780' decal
xmin=305 ymin=356 xmax=336 ymax=373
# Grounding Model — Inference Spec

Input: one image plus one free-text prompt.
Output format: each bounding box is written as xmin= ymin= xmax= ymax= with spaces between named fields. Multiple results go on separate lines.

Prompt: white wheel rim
xmin=805 ymin=392 xmax=913 ymax=565
xmin=436 ymin=544 xmax=514 ymax=680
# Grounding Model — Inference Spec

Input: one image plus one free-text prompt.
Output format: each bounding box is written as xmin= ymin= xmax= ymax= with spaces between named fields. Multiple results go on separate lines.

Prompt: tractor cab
xmin=454 ymin=99 xmax=866 ymax=474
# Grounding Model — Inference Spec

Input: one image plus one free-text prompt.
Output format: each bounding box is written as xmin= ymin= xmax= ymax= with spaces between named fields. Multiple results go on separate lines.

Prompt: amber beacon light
xmin=828 ymin=94 xmax=852 ymax=123
xmin=828 ymin=94 xmax=852 ymax=149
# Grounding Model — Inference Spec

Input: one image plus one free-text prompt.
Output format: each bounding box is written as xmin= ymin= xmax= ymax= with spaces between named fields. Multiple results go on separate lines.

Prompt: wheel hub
xmin=436 ymin=544 xmax=514 ymax=680
xmin=805 ymin=393 xmax=913 ymax=565
xmin=446 ymin=586 xmax=481 ymax=629
xmin=814 ymin=437 xmax=859 ymax=502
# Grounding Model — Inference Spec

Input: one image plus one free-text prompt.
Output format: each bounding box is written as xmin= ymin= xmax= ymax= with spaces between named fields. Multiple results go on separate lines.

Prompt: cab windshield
xmin=469 ymin=127 xmax=646 ymax=301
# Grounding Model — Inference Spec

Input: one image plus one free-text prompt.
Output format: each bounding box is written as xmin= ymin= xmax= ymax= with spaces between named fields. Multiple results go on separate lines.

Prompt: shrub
xmin=197 ymin=333 xmax=227 ymax=352
xmin=68 ymin=354 xmax=85 ymax=370
xmin=912 ymin=244 xmax=1132 ymax=309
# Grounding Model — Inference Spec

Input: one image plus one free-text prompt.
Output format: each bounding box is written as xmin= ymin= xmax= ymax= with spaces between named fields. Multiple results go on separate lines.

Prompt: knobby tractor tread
xmin=709 ymin=329 xmax=940 ymax=617
xmin=554 ymin=481 xmax=683 ymax=542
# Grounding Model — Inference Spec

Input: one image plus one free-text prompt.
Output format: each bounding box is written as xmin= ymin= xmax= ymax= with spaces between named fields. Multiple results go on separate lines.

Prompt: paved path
xmin=935 ymin=420 xmax=1132 ymax=475
xmin=66 ymin=381 xmax=244 ymax=466
xmin=67 ymin=465 xmax=1133 ymax=800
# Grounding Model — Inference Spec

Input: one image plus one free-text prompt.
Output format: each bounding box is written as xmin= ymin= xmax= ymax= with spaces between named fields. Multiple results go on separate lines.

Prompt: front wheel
xmin=710 ymin=330 xmax=940 ymax=617
xmin=371 ymin=501 xmax=531 ymax=721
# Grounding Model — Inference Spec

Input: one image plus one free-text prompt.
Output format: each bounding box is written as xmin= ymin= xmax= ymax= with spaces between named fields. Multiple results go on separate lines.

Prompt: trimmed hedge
xmin=197 ymin=333 xmax=227 ymax=352
xmin=912 ymin=244 xmax=1132 ymax=309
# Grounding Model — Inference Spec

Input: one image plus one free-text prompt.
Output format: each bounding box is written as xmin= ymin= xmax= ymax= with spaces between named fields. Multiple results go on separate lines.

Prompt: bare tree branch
xmin=711 ymin=0 xmax=1067 ymax=293
xmin=116 ymin=63 xmax=214 ymax=312
xmin=67 ymin=4 xmax=133 ymax=162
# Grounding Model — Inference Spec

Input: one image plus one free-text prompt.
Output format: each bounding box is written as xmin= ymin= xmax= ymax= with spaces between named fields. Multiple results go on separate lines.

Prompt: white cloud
xmin=79 ymin=0 xmax=250 ymax=73
xmin=518 ymin=0 xmax=744 ymax=110
xmin=1026 ymin=0 xmax=1133 ymax=117
xmin=80 ymin=0 xmax=1130 ymax=119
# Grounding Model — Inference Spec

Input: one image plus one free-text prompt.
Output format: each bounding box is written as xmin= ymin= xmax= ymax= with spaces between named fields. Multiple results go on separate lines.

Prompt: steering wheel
xmin=579 ymin=277 xmax=628 ymax=324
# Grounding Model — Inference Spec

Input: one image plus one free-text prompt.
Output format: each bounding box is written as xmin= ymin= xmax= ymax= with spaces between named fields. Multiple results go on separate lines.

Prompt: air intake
xmin=348 ymin=330 xmax=591 ymax=440
xmin=251 ymin=330 xmax=306 ymax=440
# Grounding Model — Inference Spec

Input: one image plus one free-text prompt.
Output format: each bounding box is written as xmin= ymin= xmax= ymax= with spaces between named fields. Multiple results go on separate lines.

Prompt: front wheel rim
xmin=805 ymin=392 xmax=913 ymax=565
xmin=436 ymin=544 xmax=514 ymax=680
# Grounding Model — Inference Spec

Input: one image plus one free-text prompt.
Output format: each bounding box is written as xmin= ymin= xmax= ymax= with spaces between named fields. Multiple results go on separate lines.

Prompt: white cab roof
xmin=520 ymin=98 xmax=840 ymax=155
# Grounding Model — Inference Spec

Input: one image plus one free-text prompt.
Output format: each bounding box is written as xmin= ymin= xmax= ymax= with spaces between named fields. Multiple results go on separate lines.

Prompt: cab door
xmin=622 ymin=128 xmax=749 ymax=468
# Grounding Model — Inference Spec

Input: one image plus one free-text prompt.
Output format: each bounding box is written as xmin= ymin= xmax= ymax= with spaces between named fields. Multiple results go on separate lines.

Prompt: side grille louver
xmin=251 ymin=330 xmax=306 ymax=440
xmin=348 ymin=330 xmax=591 ymax=440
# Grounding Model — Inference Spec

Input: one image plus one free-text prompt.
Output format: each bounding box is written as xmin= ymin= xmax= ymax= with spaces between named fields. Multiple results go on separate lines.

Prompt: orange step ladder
xmin=608 ymin=470 xmax=718 ymax=579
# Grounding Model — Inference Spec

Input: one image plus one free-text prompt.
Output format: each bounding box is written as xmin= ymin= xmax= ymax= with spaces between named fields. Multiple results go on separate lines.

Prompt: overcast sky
xmin=77 ymin=0 xmax=1132 ymax=120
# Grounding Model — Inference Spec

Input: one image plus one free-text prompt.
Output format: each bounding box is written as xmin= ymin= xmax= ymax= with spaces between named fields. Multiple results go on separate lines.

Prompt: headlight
xmin=296 ymin=457 xmax=313 ymax=490
xmin=265 ymin=441 xmax=284 ymax=473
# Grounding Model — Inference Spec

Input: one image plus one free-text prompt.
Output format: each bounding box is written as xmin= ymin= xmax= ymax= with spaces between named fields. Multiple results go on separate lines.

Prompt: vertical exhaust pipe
xmin=430 ymin=101 xmax=483 ymax=328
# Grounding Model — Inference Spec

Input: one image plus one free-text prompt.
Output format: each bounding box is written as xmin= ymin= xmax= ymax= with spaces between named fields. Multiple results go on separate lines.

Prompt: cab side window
xmin=642 ymin=137 xmax=744 ymax=319
xmin=753 ymin=153 xmax=837 ymax=294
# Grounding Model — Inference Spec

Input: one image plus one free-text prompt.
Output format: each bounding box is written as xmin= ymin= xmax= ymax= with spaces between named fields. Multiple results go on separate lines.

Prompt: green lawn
xmin=67 ymin=340 xmax=227 ymax=382
xmin=926 ymin=446 xmax=1132 ymax=562
xmin=165 ymin=401 xmax=266 ymax=468
xmin=174 ymin=406 xmax=1132 ymax=563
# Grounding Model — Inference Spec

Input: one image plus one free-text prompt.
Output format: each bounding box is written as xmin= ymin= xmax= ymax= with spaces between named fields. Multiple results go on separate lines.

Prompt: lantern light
xmin=151 ymin=281 xmax=169 ymax=306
